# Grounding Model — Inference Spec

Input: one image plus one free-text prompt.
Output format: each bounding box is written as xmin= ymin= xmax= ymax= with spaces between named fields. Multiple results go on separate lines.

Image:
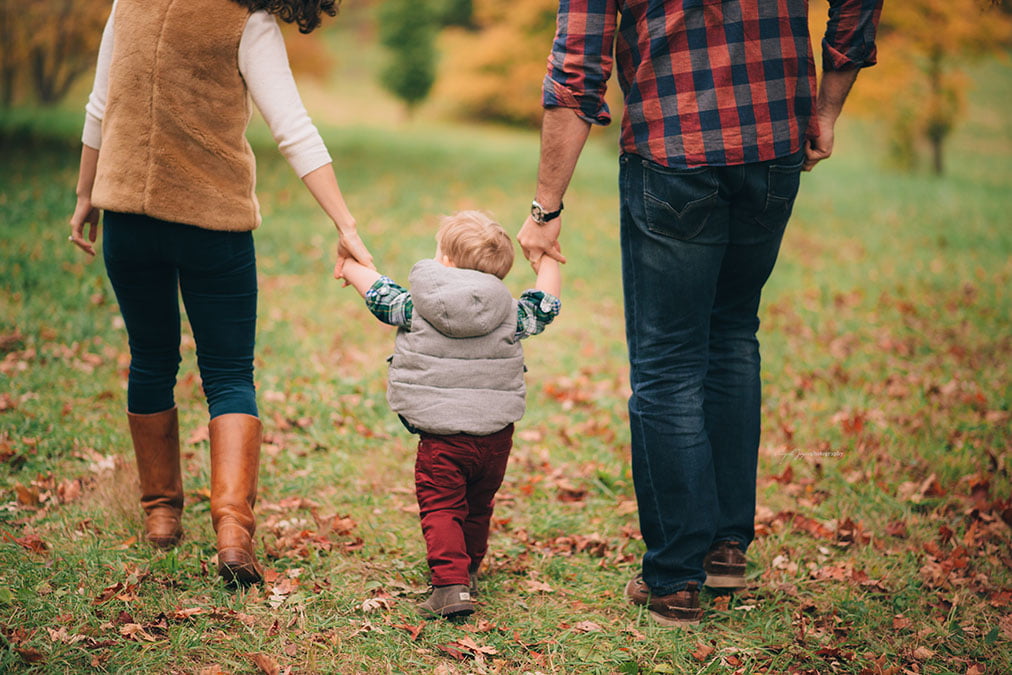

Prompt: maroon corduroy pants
xmin=415 ymin=424 xmax=513 ymax=586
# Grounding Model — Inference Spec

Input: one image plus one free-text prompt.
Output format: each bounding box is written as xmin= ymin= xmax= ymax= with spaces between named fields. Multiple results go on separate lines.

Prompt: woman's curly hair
xmin=231 ymin=0 xmax=339 ymax=34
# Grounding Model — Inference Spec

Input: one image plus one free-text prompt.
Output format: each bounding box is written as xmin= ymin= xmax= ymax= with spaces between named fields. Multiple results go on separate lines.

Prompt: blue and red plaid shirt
xmin=543 ymin=0 xmax=882 ymax=168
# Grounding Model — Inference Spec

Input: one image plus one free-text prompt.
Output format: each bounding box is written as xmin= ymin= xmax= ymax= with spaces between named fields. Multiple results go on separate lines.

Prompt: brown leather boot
xmin=128 ymin=408 xmax=184 ymax=549
xmin=209 ymin=413 xmax=263 ymax=585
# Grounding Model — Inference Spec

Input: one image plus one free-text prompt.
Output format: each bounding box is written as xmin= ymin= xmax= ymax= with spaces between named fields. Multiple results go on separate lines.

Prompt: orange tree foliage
xmin=436 ymin=0 xmax=625 ymax=127
xmin=435 ymin=0 xmax=561 ymax=126
xmin=830 ymin=0 xmax=1012 ymax=174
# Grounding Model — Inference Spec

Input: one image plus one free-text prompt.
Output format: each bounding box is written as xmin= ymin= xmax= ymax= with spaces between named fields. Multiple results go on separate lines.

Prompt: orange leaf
xmin=251 ymin=653 xmax=280 ymax=675
xmin=691 ymin=642 xmax=715 ymax=662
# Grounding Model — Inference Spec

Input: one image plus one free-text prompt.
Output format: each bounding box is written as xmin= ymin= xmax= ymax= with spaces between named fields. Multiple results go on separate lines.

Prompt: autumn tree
xmin=435 ymin=0 xmax=559 ymax=126
xmin=377 ymin=0 xmax=439 ymax=117
xmin=0 ymin=0 xmax=109 ymax=106
xmin=834 ymin=0 xmax=1012 ymax=174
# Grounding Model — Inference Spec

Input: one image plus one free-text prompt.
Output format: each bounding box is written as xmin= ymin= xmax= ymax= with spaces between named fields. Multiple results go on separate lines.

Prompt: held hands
xmin=517 ymin=214 xmax=566 ymax=272
xmin=68 ymin=196 xmax=100 ymax=257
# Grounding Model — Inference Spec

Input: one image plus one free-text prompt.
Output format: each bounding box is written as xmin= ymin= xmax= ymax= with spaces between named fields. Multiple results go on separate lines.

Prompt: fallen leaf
xmin=393 ymin=622 xmax=424 ymax=640
xmin=251 ymin=652 xmax=280 ymax=675
xmin=691 ymin=642 xmax=715 ymax=662
xmin=93 ymin=583 xmax=125 ymax=604
xmin=13 ymin=534 xmax=48 ymax=554
xmin=892 ymin=615 xmax=912 ymax=630
xmin=46 ymin=627 xmax=87 ymax=645
xmin=524 ymin=579 xmax=554 ymax=593
xmin=14 ymin=483 xmax=39 ymax=507
xmin=119 ymin=623 xmax=157 ymax=642
xmin=15 ymin=647 xmax=45 ymax=664
xmin=360 ymin=597 xmax=394 ymax=613
xmin=912 ymin=646 xmax=935 ymax=660
xmin=571 ymin=620 xmax=603 ymax=633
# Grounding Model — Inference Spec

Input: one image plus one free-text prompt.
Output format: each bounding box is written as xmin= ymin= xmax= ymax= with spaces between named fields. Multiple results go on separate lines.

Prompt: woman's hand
xmin=336 ymin=227 xmax=374 ymax=272
xmin=69 ymin=196 xmax=100 ymax=256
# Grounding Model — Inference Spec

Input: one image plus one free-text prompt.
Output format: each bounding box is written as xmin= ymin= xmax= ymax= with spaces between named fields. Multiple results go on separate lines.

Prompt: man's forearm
xmin=816 ymin=68 xmax=860 ymax=127
xmin=534 ymin=107 xmax=592 ymax=209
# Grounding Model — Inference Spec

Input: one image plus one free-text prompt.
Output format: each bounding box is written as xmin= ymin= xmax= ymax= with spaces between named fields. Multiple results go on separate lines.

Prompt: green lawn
xmin=0 ymin=49 xmax=1009 ymax=675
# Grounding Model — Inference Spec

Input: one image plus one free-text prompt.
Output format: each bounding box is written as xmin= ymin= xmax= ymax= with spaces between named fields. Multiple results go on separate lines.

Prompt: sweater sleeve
xmin=81 ymin=0 xmax=117 ymax=149
xmin=239 ymin=12 xmax=333 ymax=178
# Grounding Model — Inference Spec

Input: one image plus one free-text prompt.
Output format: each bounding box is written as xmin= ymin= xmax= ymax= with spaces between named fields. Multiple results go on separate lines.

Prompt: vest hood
xmin=408 ymin=259 xmax=512 ymax=338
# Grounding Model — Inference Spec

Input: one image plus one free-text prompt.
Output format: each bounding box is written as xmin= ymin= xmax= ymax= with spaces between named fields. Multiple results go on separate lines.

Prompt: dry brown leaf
xmin=119 ymin=623 xmax=156 ymax=642
xmin=14 ymin=483 xmax=39 ymax=507
xmin=251 ymin=652 xmax=280 ymax=675
xmin=393 ymin=622 xmax=424 ymax=640
xmin=691 ymin=641 xmax=715 ymax=662
xmin=571 ymin=620 xmax=603 ymax=633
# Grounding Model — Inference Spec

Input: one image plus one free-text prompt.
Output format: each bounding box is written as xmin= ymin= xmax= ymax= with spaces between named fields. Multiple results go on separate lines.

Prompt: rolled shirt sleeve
xmin=515 ymin=289 xmax=561 ymax=340
xmin=364 ymin=276 xmax=414 ymax=329
xmin=822 ymin=0 xmax=883 ymax=71
xmin=542 ymin=0 xmax=618 ymax=126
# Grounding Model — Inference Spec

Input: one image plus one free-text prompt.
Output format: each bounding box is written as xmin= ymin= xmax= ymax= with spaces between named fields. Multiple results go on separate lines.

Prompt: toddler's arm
xmin=338 ymin=259 xmax=383 ymax=298
xmin=515 ymin=257 xmax=562 ymax=340
xmin=336 ymin=258 xmax=414 ymax=328
xmin=534 ymin=256 xmax=561 ymax=299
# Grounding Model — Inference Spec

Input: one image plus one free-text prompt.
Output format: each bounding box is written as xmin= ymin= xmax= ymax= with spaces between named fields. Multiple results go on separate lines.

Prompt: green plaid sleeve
xmin=364 ymin=276 xmax=413 ymax=328
xmin=515 ymin=290 xmax=561 ymax=340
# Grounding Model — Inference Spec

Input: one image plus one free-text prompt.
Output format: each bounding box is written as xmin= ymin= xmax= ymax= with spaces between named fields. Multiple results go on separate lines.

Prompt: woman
xmin=68 ymin=0 xmax=372 ymax=585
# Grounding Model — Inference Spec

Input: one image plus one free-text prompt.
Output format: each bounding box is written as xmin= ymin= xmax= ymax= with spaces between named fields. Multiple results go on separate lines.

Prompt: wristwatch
xmin=530 ymin=199 xmax=564 ymax=225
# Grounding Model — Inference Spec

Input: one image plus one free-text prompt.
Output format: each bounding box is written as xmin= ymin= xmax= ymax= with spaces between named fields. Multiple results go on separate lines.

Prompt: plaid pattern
xmin=365 ymin=276 xmax=560 ymax=341
xmin=544 ymin=0 xmax=882 ymax=168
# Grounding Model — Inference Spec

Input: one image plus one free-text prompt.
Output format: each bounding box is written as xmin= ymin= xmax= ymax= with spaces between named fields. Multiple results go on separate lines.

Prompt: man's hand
xmin=804 ymin=68 xmax=861 ymax=172
xmin=803 ymin=119 xmax=835 ymax=171
xmin=517 ymin=214 xmax=566 ymax=271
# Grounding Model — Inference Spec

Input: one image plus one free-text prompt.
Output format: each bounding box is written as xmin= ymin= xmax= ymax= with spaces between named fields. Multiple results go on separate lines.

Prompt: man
xmin=519 ymin=0 xmax=882 ymax=627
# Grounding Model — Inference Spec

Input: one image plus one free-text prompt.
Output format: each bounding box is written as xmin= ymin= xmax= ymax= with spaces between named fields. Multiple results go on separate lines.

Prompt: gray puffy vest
xmin=386 ymin=259 xmax=525 ymax=436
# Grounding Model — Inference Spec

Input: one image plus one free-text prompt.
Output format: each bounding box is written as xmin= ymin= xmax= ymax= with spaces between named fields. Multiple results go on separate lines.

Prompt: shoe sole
xmin=648 ymin=609 xmax=701 ymax=627
xmin=704 ymin=573 xmax=745 ymax=590
xmin=418 ymin=602 xmax=474 ymax=619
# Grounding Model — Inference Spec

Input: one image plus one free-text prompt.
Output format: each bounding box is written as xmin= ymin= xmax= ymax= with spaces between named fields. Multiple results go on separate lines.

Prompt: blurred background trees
xmin=3 ymin=0 xmax=1010 ymax=176
xmin=831 ymin=0 xmax=1012 ymax=174
xmin=0 ymin=0 xmax=108 ymax=106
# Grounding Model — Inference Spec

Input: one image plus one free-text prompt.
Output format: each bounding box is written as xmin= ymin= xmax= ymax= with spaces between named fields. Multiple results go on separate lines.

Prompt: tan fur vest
xmin=92 ymin=0 xmax=260 ymax=231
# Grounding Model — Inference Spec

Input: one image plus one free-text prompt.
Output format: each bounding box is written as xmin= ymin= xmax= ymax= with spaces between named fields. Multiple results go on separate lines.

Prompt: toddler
xmin=337 ymin=210 xmax=561 ymax=618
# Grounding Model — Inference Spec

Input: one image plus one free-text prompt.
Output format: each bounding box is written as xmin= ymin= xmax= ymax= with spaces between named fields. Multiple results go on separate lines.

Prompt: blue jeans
xmin=619 ymin=150 xmax=804 ymax=595
xmin=103 ymin=211 xmax=259 ymax=420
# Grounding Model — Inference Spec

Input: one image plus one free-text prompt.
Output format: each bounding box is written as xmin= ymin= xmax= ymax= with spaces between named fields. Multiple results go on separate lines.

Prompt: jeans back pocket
xmin=641 ymin=159 xmax=720 ymax=242
xmin=753 ymin=151 xmax=805 ymax=232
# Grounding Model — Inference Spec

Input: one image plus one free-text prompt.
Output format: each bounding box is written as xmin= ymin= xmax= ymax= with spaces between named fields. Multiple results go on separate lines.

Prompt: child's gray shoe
xmin=418 ymin=584 xmax=474 ymax=619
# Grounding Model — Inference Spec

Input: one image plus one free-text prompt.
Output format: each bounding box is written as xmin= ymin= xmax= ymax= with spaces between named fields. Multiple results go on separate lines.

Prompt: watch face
xmin=531 ymin=204 xmax=545 ymax=222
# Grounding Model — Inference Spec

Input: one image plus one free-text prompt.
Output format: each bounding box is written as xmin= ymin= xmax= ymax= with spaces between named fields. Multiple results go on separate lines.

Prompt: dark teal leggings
xmin=103 ymin=211 xmax=258 ymax=419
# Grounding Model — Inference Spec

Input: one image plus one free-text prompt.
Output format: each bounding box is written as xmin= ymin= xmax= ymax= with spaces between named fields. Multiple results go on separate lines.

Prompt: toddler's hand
xmin=333 ymin=245 xmax=353 ymax=286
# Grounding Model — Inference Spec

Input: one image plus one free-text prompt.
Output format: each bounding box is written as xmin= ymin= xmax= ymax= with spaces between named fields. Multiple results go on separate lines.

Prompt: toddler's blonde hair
xmin=436 ymin=210 xmax=514 ymax=280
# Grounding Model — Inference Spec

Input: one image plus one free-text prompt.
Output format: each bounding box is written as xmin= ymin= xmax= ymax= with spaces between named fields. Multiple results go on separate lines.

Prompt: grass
xmin=1 ymin=36 xmax=1010 ymax=675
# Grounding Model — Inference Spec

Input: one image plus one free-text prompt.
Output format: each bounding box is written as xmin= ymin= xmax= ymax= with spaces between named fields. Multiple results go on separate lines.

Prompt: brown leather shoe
xmin=128 ymin=408 xmax=183 ymax=548
xmin=703 ymin=540 xmax=747 ymax=590
xmin=625 ymin=575 xmax=702 ymax=627
xmin=209 ymin=413 xmax=263 ymax=585
xmin=417 ymin=584 xmax=474 ymax=619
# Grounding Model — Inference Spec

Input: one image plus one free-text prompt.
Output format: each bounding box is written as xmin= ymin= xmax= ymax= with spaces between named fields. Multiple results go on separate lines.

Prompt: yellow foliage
xmin=280 ymin=23 xmax=334 ymax=81
xmin=435 ymin=0 xmax=558 ymax=126
xmin=435 ymin=0 xmax=625 ymax=127
xmin=813 ymin=0 xmax=1012 ymax=171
